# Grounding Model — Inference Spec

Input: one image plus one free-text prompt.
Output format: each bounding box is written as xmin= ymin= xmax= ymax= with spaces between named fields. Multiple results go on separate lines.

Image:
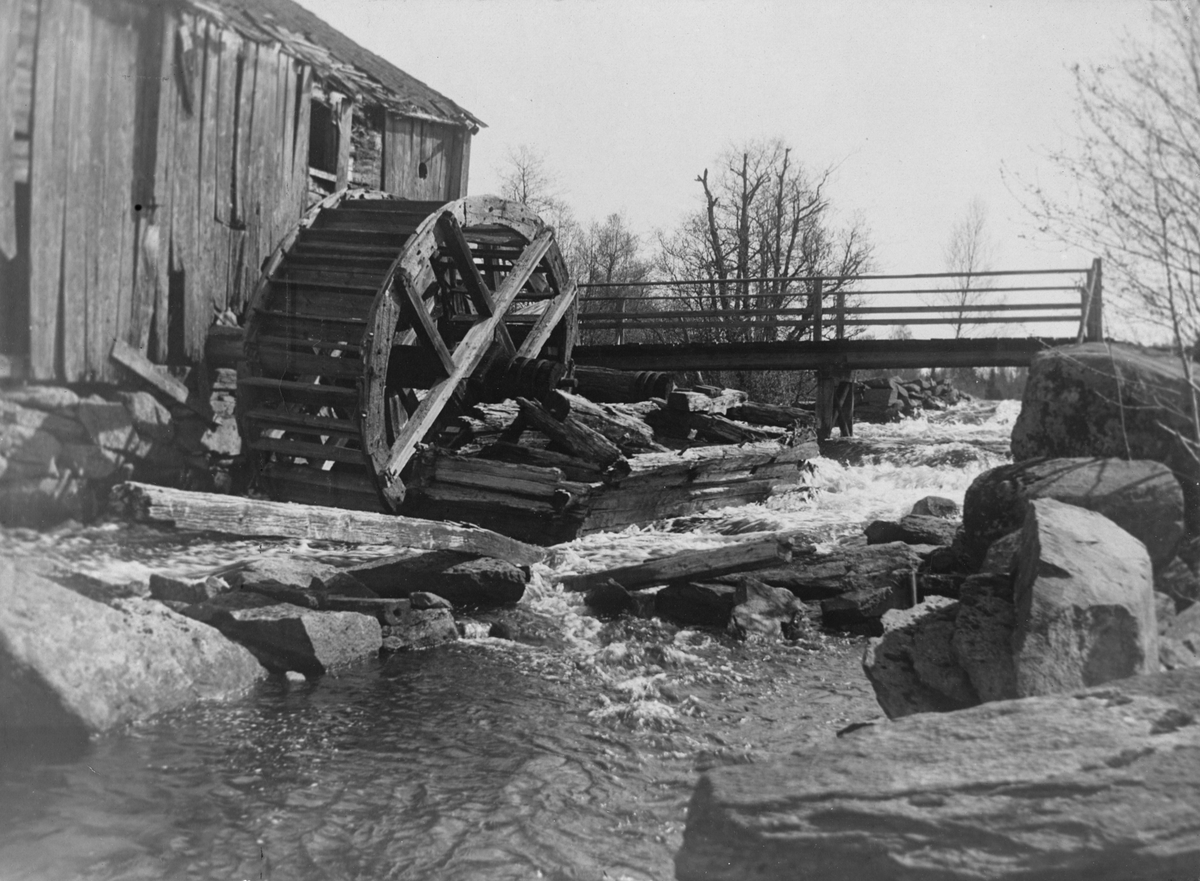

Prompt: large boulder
xmin=1011 ymin=342 xmax=1199 ymax=527
xmin=951 ymin=572 xmax=1018 ymax=702
xmin=675 ymin=667 xmax=1200 ymax=881
xmin=0 ymin=559 xmax=265 ymax=744
xmin=206 ymin=604 xmax=381 ymax=677
xmin=962 ymin=457 xmax=1184 ymax=567
xmin=1013 ymin=498 xmax=1158 ymax=696
xmin=862 ymin=596 xmax=978 ymax=718
xmin=348 ymin=550 xmax=527 ymax=607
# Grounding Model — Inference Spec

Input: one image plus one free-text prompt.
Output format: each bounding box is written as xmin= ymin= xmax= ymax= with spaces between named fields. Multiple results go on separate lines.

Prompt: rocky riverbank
xmin=676 ymin=341 xmax=1200 ymax=879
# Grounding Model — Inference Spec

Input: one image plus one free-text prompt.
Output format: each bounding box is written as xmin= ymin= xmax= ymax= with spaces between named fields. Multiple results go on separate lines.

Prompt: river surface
xmin=0 ymin=401 xmax=1017 ymax=881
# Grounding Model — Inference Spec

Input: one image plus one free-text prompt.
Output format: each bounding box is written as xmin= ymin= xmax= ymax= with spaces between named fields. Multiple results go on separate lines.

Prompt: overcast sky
xmin=297 ymin=0 xmax=1159 ymax=278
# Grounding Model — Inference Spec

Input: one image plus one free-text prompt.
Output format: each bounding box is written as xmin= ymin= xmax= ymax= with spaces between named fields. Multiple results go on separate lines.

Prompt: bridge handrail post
xmin=1088 ymin=258 xmax=1103 ymax=342
xmin=812 ymin=277 xmax=824 ymax=342
xmin=835 ymin=286 xmax=846 ymax=340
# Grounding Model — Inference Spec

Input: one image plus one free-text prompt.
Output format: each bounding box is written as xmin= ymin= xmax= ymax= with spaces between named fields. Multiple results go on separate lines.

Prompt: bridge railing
xmin=576 ymin=259 xmax=1103 ymax=345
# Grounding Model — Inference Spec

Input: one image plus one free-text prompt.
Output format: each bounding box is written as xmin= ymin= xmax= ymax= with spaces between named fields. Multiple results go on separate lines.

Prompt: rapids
xmin=0 ymin=400 xmax=1018 ymax=881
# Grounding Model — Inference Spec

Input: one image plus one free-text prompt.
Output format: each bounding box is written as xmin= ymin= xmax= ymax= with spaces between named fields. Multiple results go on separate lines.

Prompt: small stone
xmin=149 ymin=573 xmax=231 ymax=605
xmin=116 ymin=391 xmax=175 ymax=442
xmin=2 ymin=385 xmax=81 ymax=413
xmin=77 ymin=400 xmax=148 ymax=456
xmin=820 ymin=584 xmax=903 ymax=636
xmin=201 ymin=419 xmax=241 ymax=457
xmin=410 ymin=591 xmax=453 ymax=611
xmin=285 ymin=671 xmax=307 ymax=683
xmin=380 ymin=606 xmax=458 ymax=651
xmin=655 ymin=582 xmax=737 ymax=627
xmin=910 ymin=495 xmax=960 ymax=519
xmin=865 ymin=514 xmax=958 ymax=547
xmin=585 ymin=580 xmax=635 ymax=617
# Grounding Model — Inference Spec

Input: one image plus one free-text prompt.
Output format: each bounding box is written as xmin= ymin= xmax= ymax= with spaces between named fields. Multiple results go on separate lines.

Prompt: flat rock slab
xmin=676 ymin=667 xmax=1200 ymax=881
xmin=0 ymin=558 xmax=265 ymax=741
xmin=208 ymin=604 xmax=382 ymax=677
xmin=865 ymin=514 xmax=958 ymax=547
xmin=737 ymin=541 xmax=921 ymax=603
xmin=348 ymin=550 xmax=527 ymax=607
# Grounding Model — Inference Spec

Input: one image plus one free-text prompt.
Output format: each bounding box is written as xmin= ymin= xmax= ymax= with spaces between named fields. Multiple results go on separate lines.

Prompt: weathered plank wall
xmin=0 ymin=0 xmax=37 ymax=359
xmin=382 ymin=113 xmax=470 ymax=203
xmin=19 ymin=0 xmax=311 ymax=381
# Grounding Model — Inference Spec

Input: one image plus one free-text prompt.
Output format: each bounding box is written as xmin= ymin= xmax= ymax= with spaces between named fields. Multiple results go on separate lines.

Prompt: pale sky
xmin=297 ymin=0 xmax=1159 ymax=278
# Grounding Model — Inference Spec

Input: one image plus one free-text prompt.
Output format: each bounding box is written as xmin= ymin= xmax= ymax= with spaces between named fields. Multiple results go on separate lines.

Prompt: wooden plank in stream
xmin=558 ymin=535 xmax=795 ymax=593
xmin=111 ymin=481 xmax=546 ymax=565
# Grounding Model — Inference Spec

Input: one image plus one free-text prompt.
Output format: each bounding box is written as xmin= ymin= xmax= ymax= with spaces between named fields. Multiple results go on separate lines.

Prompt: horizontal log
xmin=516 ymin=397 xmax=624 ymax=469
xmin=725 ymin=401 xmax=816 ymax=428
xmin=547 ymin=390 xmax=666 ymax=454
xmin=558 ymin=535 xmax=795 ymax=592
xmin=477 ymin=442 xmax=605 ymax=483
xmin=110 ymin=481 xmax=546 ymax=565
xmin=615 ymin=440 xmax=810 ymax=485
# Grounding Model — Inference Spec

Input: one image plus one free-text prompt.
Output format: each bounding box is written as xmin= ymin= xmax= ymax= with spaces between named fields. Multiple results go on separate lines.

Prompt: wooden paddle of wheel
xmin=238 ymin=192 xmax=578 ymax=514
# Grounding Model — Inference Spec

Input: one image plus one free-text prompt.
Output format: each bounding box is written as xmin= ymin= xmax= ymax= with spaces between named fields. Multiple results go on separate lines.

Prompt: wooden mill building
xmin=0 ymin=0 xmax=483 ymax=383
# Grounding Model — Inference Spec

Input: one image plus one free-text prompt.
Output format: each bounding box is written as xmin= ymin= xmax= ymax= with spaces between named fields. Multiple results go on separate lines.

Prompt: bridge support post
xmin=815 ymin=366 xmax=855 ymax=440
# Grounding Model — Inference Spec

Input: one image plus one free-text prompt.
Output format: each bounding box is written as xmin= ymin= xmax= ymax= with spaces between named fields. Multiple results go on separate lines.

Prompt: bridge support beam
xmin=815 ymin=366 xmax=855 ymax=441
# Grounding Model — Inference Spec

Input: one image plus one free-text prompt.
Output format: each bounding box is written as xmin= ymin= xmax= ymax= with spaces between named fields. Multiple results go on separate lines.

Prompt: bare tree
xmin=936 ymin=197 xmax=995 ymax=338
xmin=494 ymin=144 xmax=581 ymax=266
xmin=1016 ymin=3 xmax=1200 ymax=463
xmin=652 ymin=139 xmax=873 ymax=400
xmin=576 ymin=213 xmax=650 ymax=345
xmin=1018 ymin=3 xmax=1200 ymax=343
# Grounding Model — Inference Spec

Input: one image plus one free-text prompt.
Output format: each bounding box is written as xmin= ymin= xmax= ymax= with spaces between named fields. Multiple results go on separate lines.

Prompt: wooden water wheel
xmin=238 ymin=191 xmax=578 ymax=513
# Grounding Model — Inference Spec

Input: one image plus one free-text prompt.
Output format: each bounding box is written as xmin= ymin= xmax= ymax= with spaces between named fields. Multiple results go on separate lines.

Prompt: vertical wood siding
xmin=382 ymin=114 xmax=470 ymax=203
xmin=20 ymin=0 xmax=312 ymax=378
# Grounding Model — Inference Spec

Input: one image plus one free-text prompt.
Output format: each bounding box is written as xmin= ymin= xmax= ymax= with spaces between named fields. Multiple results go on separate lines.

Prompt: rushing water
xmin=0 ymin=401 xmax=1018 ymax=881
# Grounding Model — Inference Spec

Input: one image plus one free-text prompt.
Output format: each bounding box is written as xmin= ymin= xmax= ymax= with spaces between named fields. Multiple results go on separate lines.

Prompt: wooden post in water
xmin=815 ymin=365 xmax=853 ymax=441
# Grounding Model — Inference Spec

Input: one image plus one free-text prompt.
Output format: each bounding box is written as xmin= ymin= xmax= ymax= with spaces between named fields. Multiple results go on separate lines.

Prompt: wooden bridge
xmin=571 ymin=260 xmax=1104 ymax=436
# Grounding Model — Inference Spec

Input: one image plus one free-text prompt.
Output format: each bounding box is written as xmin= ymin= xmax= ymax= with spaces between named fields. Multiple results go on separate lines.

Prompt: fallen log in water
xmin=558 ymin=535 xmax=797 ymax=593
xmin=111 ymin=481 xmax=546 ymax=565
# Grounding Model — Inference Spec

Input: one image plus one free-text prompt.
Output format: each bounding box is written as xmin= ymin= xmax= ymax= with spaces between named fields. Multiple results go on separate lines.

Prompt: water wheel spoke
xmin=397 ymin=268 xmax=456 ymax=378
xmin=435 ymin=213 xmax=516 ymax=356
xmin=380 ymin=227 xmax=555 ymax=503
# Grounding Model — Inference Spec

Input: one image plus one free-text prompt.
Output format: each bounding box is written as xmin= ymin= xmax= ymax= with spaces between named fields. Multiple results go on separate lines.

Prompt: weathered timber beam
xmin=111 ymin=481 xmax=546 ymax=566
xmin=516 ymin=396 xmax=624 ymax=469
xmin=573 ymin=337 xmax=1079 ymax=372
xmin=515 ymin=279 xmax=578 ymax=360
xmin=558 ymin=535 xmax=797 ymax=593
xmin=547 ymin=390 xmax=666 ymax=454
